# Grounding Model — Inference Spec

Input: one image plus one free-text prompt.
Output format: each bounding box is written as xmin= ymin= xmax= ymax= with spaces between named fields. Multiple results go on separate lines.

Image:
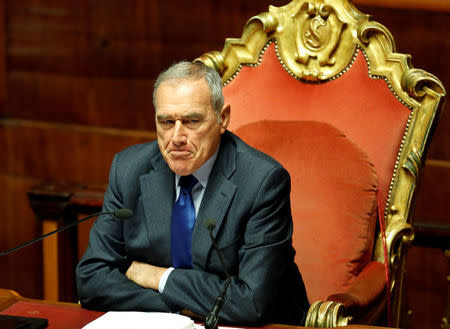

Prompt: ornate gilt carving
xmin=358 ymin=21 xmax=396 ymax=51
xmin=197 ymin=0 xmax=366 ymax=81
xmin=374 ymin=210 xmax=415 ymax=264
xmin=196 ymin=51 xmax=226 ymax=76
xmin=402 ymin=148 xmax=423 ymax=181
xmin=402 ymin=68 xmax=445 ymax=98
xmin=305 ymin=301 xmax=351 ymax=327
xmin=386 ymin=222 xmax=415 ymax=266
xmin=246 ymin=12 xmax=278 ymax=34
xmin=295 ymin=2 xmax=345 ymax=70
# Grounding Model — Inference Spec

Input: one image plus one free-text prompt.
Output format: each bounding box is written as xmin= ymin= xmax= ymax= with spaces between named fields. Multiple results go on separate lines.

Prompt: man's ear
xmin=219 ymin=104 xmax=231 ymax=133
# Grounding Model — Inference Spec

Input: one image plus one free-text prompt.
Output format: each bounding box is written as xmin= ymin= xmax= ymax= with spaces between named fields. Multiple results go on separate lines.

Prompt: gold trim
xmin=305 ymin=301 xmax=351 ymax=327
xmin=220 ymin=40 xmax=274 ymax=87
xmin=246 ymin=12 xmax=279 ymax=34
xmin=358 ymin=21 xmax=397 ymax=52
xmin=402 ymin=68 xmax=446 ymax=98
xmin=196 ymin=51 xmax=226 ymax=77
xmin=402 ymin=147 xmax=422 ymax=181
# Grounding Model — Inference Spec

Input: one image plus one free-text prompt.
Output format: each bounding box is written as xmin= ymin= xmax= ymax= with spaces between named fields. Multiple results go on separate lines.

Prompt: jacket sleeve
xmin=161 ymin=167 xmax=303 ymax=325
xmin=76 ymin=153 xmax=172 ymax=312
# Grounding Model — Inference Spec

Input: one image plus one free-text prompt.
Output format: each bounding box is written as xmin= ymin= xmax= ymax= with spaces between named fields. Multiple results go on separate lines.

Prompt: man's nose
xmin=171 ymin=121 xmax=187 ymax=145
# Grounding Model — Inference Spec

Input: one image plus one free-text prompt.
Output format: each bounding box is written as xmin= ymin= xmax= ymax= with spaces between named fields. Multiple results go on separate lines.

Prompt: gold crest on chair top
xmin=197 ymin=0 xmax=445 ymax=327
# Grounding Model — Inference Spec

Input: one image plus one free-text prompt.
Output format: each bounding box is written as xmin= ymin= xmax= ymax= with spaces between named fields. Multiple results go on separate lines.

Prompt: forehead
xmin=156 ymin=78 xmax=210 ymax=103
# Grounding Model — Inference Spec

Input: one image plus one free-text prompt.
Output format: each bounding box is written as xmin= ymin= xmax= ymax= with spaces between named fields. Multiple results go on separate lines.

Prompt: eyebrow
xmin=156 ymin=112 xmax=204 ymax=120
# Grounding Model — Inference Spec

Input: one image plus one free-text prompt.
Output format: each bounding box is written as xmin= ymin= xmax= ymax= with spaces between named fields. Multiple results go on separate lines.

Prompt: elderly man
xmin=76 ymin=61 xmax=309 ymax=326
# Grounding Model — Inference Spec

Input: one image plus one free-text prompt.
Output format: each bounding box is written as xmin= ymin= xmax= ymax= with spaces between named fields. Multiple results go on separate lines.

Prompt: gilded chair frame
xmin=196 ymin=0 xmax=445 ymax=327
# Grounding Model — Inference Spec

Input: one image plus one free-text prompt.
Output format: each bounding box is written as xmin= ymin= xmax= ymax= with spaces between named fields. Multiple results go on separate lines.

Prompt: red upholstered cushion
xmin=234 ymin=121 xmax=378 ymax=303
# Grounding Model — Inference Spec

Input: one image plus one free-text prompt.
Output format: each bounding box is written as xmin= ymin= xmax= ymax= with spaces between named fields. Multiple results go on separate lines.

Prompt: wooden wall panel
xmin=6 ymin=73 xmax=156 ymax=129
xmin=410 ymin=164 xmax=449 ymax=328
xmin=354 ymin=0 xmax=450 ymax=12
xmin=415 ymin=161 xmax=450 ymax=224
xmin=1 ymin=119 xmax=156 ymax=182
xmin=5 ymin=0 xmax=292 ymax=76
xmin=0 ymin=0 xmax=5 ymax=105
xmin=406 ymin=246 xmax=448 ymax=329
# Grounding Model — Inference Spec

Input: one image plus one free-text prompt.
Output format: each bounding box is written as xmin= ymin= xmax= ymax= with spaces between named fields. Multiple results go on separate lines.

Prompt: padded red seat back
xmin=225 ymin=42 xmax=411 ymax=209
xmin=235 ymin=121 xmax=378 ymax=302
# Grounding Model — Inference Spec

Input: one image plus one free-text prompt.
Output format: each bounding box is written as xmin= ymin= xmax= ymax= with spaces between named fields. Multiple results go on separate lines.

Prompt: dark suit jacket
xmin=76 ymin=130 xmax=309 ymax=326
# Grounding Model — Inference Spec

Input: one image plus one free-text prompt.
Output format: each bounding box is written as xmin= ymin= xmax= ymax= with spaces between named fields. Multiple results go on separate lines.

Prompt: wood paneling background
xmin=0 ymin=1 xmax=448 ymax=328
xmin=0 ymin=0 xmax=5 ymax=103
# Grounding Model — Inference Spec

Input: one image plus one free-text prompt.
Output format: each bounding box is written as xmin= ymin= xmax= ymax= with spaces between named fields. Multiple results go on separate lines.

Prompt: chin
xmin=170 ymin=164 xmax=195 ymax=176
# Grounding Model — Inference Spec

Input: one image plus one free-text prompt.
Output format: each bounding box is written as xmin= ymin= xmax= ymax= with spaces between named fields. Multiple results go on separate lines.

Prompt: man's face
xmin=155 ymin=78 xmax=230 ymax=176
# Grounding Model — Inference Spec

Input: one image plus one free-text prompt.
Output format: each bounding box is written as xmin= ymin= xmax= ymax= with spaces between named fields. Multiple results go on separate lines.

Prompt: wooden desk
xmin=0 ymin=289 xmax=394 ymax=329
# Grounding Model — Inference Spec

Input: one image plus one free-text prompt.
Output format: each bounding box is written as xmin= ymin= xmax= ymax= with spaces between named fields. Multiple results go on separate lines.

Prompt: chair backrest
xmin=196 ymin=0 xmax=445 ymax=325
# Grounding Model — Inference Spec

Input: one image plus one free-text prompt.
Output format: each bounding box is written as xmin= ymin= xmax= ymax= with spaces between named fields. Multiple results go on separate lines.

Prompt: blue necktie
xmin=171 ymin=174 xmax=198 ymax=268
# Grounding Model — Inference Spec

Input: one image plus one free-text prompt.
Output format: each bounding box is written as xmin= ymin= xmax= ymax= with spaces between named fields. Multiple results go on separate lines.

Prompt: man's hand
xmin=125 ymin=261 xmax=167 ymax=291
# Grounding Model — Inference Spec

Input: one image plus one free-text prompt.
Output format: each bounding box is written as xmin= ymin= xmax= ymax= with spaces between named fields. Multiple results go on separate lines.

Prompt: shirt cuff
xmin=158 ymin=267 xmax=175 ymax=293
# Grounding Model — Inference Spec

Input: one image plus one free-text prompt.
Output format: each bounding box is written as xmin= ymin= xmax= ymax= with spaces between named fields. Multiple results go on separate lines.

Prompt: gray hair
xmin=153 ymin=61 xmax=224 ymax=116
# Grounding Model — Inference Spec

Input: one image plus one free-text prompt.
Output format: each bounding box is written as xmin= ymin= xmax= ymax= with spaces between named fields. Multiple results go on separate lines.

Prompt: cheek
xmin=157 ymin=131 xmax=170 ymax=148
xmin=186 ymin=133 xmax=201 ymax=149
xmin=157 ymin=138 xmax=165 ymax=154
xmin=195 ymin=131 xmax=220 ymax=154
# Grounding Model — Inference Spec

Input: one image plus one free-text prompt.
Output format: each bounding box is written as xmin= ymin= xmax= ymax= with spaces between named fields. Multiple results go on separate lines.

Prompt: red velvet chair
xmin=196 ymin=0 xmax=446 ymax=327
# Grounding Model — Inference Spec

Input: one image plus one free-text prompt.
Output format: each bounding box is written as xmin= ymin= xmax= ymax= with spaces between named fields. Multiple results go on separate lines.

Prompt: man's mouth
xmin=169 ymin=150 xmax=192 ymax=158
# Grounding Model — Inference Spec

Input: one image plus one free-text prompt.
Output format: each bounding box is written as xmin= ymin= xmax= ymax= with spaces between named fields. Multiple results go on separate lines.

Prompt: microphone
xmin=203 ymin=218 xmax=231 ymax=329
xmin=0 ymin=208 xmax=133 ymax=257
xmin=113 ymin=208 xmax=133 ymax=219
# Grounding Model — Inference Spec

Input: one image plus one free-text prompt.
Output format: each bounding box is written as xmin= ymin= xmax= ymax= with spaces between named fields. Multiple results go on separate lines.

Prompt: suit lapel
xmin=139 ymin=154 xmax=175 ymax=266
xmin=192 ymin=132 xmax=237 ymax=269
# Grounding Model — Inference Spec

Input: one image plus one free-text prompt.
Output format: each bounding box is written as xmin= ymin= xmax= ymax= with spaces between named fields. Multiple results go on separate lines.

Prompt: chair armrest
xmin=327 ymin=261 xmax=386 ymax=314
xmin=305 ymin=261 xmax=386 ymax=327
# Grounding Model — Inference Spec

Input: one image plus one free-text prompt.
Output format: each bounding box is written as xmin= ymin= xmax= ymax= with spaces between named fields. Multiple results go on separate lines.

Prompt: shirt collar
xmin=175 ymin=142 xmax=220 ymax=189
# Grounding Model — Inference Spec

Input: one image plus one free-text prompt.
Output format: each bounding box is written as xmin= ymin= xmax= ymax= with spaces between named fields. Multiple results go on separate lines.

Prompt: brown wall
xmin=0 ymin=1 xmax=448 ymax=328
